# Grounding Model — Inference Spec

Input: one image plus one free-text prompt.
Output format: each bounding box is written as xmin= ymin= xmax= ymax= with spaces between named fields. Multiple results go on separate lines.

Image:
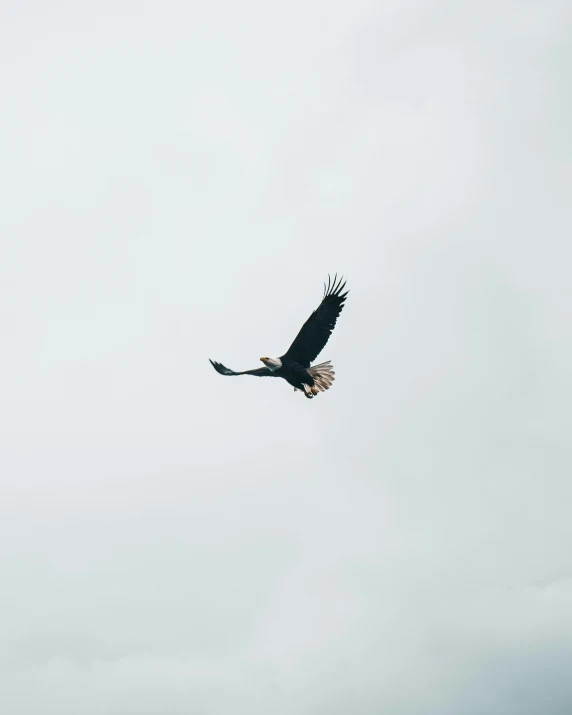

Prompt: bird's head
xmin=260 ymin=356 xmax=282 ymax=370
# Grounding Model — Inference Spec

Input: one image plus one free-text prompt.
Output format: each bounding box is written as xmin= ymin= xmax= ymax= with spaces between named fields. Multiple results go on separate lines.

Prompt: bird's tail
xmin=307 ymin=361 xmax=335 ymax=396
xmin=293 ymin=362 xmax=336 ymax=398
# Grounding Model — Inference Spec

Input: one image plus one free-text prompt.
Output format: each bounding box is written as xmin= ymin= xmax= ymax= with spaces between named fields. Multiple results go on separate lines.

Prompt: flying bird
xmin=209 ymin=275 xmax=349 ymax=399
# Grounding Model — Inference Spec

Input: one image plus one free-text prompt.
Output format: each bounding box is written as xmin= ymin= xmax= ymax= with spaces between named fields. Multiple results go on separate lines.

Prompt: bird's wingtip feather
xmin=323 ymin=274 xmax=348 ymax=298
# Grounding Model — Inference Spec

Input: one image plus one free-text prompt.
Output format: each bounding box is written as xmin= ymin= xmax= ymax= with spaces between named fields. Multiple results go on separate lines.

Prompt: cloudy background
xmin=1 ymin=0 xmax=571 ymax=712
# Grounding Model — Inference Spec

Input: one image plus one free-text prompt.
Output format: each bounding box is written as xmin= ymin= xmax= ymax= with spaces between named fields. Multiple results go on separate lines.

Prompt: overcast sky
xmin=1 ymin=1 xmax=571 ymax=713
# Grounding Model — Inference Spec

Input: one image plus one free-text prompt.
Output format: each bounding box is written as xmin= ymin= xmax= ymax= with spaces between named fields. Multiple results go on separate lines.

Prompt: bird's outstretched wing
xmin=209 ymin=360 xmax=272 ymax=377
xmin=282 ymin=274 xmax=349 ymax=367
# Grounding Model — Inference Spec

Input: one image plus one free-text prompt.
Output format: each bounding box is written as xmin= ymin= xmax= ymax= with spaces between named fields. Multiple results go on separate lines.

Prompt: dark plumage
xmin=209 ymin=275 xmax=349 ymax=399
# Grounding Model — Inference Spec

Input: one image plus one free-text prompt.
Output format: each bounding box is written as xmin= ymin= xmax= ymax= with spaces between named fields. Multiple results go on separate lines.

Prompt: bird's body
xmin=210 ymin=275 xmax=348 ymax=399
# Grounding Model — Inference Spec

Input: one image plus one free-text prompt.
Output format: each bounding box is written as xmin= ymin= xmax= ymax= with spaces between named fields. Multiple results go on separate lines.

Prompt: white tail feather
xmin=307 ymin=361 xmax=336 ymax=393
xmin=294 ymin=362 xmax=336 ymax=398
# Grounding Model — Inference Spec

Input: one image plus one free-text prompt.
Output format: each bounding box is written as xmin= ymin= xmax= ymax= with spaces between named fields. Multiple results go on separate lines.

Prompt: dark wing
xmin=209 ymin=359 xmax=272 ymax=377
xmin=281 ymin=274 xmax=349 ymax=367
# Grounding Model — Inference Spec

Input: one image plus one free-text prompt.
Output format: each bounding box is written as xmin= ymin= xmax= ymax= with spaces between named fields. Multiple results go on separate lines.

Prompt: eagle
xmin=209 ymin=275 xmax=349 ymax=399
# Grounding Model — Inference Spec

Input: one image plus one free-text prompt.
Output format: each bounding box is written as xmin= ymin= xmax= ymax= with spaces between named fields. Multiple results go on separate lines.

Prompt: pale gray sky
xmin=1 ymin=1 xmax=571 ymax=713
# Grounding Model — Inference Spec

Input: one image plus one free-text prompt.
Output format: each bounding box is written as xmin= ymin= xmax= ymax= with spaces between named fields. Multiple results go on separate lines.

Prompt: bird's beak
xmin=260 ymin=357 xmax=265 ymax=362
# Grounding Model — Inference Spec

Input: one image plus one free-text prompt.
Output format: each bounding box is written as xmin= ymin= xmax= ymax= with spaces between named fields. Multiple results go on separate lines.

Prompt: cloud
xmin=0 ymin=0 xmax=570 ymax=713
